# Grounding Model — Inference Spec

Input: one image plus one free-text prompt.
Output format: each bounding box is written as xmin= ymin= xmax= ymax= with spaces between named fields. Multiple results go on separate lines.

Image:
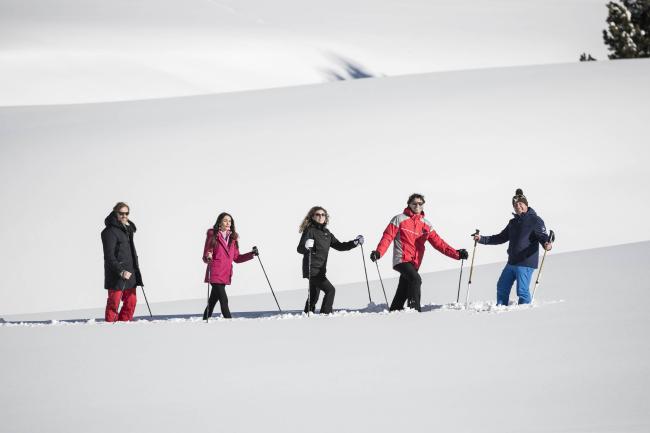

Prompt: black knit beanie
xmin=512 ymin=188 xmax=528 ymax=206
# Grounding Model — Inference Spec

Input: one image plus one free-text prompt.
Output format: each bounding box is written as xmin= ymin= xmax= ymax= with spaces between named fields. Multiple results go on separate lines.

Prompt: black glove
xmin=457 ymin=249 xmax=469 ymax=260
xmin=252 ymin=246 xmax=259 ymax=256
xmin=370 ymin=250 xmax=380 ymax=262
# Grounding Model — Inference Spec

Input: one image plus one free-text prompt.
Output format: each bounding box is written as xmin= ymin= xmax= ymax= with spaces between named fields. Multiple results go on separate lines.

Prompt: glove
xmin=252 ymin=246 xmax=259 ymax=256
xmin=305 ymin=239 xmax=314 ymax=249
xmin=370 ymin=250 xmax=380 ymax=262
xmin=354 ymin=235 xmax=364 ymax=246
xmin=457 ymin=249 xmax=469 ymax=260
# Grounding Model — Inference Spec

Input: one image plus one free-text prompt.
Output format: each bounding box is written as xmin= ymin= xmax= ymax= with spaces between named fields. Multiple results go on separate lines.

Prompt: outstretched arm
xmin=427 ymin=230 xmax=461 ymax=260
xmin=478 ymin=225 xmax=509 ymax=245
xmin=330 ymin=232 xmax=357 ymax=252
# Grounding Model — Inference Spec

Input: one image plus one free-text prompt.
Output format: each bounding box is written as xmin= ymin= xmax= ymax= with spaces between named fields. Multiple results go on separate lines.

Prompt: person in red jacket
xmin=370 ymin=193 xmax=468 ymax=312
xmin=202 ymin=212 xmax=257 ymax=319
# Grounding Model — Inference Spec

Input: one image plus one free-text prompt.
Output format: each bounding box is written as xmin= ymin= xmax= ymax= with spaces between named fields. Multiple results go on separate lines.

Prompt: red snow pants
xmin=105 ymin=288 xmax=137 ymax=322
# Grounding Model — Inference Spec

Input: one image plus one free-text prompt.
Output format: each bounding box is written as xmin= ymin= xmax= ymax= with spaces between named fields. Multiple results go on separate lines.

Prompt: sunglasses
xmin=314 ymin=213 xmax=327 ymax=217
xmin=118 ymin=211 xmax=130 ymax=216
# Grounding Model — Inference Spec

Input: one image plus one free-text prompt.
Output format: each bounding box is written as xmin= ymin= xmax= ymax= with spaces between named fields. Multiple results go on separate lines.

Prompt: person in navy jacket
xmin=473 ymin=189 xmax=553 ymax=305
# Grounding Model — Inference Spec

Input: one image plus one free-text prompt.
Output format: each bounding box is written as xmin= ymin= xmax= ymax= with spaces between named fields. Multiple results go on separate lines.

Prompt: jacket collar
xmin=403 ymin=207 xmax=424 ymax=219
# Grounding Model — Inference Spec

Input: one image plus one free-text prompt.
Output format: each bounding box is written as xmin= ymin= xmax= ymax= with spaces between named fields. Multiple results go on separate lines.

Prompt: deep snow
xmin=2 ymin=59 xmax=649 ymax=315
xmin=1 ymin=242 xmax=649 ymax=433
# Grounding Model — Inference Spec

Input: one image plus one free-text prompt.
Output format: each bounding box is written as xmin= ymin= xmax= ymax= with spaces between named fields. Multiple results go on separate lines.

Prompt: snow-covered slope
xmin=2 ymin=242 xmax=649 ymax=433
xmin=0 ymin=0 xmax=610 ymax=105
xmin=1 ymin=59 xmax=649 ymax=315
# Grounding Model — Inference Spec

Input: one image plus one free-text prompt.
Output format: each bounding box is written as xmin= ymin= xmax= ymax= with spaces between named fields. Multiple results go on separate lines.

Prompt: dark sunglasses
xmin=118 ymin=211 xmax=130 ymax=216
xmin=314 ymin=213 xmax=327 ymax=217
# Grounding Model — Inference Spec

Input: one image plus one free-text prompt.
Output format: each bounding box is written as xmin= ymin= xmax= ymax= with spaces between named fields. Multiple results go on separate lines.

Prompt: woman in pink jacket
xmin=202 ymin=212 xmax=257 ymax=319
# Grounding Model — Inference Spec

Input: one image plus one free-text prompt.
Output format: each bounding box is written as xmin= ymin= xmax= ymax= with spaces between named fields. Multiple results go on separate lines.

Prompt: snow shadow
xmin=321 ymin=53 xmax=377 ymax=81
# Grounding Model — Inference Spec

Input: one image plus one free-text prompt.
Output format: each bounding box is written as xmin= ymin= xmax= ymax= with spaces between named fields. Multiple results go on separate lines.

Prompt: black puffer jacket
xmin=297 ymin=222 xmax=357 ymax=278
xmin=101 ymin=212 xmax=144 ymax=290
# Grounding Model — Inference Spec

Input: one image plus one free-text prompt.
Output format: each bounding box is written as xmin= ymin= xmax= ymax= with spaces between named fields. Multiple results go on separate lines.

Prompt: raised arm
xmin=478 ymin=224 xmax=510 ymax=245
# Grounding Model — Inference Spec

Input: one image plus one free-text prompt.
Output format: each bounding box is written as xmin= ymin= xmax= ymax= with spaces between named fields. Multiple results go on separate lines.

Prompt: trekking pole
xmin=140 ymin=285 xmax=153 ymax=318
xmin=253 ymin=247 xmax=282 ymax=313
xmin=374 ymin=261 xmax=389 ymax=309
xmin=456 ymin=259 xmax=465 ymax=303
xmin=205 ymin=260 xmax=212 ymax=323
xmin=532 ymin=230 xmax=555 ymax=303
xmin=307 ymin=248 xmax=312 ymax=317
xmin=359 ymin=243 xmax=373 ymax=304
xmin=466 ymin=229 xmax=480 ymax=308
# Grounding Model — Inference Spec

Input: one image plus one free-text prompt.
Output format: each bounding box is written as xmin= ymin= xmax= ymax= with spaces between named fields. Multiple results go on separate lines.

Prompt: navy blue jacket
xmin=478 ymin=208 xmax=550 ymax=269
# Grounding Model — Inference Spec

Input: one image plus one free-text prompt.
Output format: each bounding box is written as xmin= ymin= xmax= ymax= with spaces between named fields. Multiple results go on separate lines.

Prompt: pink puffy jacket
xmin=202 ymin=229 xmax=254 ymax=285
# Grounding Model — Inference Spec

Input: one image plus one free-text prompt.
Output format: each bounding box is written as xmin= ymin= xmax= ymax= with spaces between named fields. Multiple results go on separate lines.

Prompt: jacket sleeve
xmin=534 ymin=216 xmax=551 ymax=245
xmin=233 ymin=242 xmax=255 ymax=264
xmin=297 ymin=228 xmax=312 ymax=255
xmin=202 ymin=230 xmax=213 ymax=263
xmin=427 ymin=230 xmax=460 ymax=260
xmin=330 ymin=232 xmax=357 ymax=252
xmin=479 ymin=224 xmax=510 ymax=245
xmin=375 ymin=217 xmax=399 ymax=257
xmin=101 ymin=230 xmax=124 ymax=277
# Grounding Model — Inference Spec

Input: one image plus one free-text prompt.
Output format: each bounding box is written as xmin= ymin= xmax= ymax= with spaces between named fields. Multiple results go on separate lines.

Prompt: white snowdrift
xmin=1 ymin=242 xmax=649 ymax=433
xmin=0 ymin=0 xmax=610 ymax=105
xmin=1 ymin=59 xmax=649 ymax=315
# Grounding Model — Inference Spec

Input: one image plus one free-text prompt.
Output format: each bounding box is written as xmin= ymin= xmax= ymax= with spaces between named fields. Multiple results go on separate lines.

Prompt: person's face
xmin=513 ymin=201 xmax=528 ymax=215
xmin=116 ymin=206 xmax=129 ymax=225
xmin=408 ymin=199 xmax=424 ymax=214
xmin=312 ymin=210 xmax=327 ymax=224
xmin=219 ymin=216 xmax=232 ymax=231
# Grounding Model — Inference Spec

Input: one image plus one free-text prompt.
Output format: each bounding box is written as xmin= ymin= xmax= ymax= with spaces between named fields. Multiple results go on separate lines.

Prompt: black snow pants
xmin=390 ymin=262 xmax=422 ymax=312
xmin=304 ymin=276 xmax=336 ymax=314
xmin=203 ymin=283 xmax=231 ymax=319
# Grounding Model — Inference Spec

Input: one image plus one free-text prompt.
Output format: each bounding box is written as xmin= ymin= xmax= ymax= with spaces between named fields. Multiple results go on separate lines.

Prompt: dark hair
xmin=299 ymin=206 xmax=329 ymax=233
xmin=113 ymin=202 xmax=129 ymax=212
xmin=213 ymin=212 xmax=239 ymax=245
xmin=407 ymin=193 xmax=425 ymax=205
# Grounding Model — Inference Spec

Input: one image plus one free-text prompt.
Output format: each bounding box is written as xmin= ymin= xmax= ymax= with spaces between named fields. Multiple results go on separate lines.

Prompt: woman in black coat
xmin=101 ymin=202 xmax=144 ymax=322
xmin=297 ymin=206 xmax=363 ymax=314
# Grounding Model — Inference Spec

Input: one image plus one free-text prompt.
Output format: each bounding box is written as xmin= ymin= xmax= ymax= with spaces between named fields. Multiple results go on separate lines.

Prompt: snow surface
xmin=1 ymin=59 xmax=649 ymax=315
xmin=0 ymin=0 xmax=610 ymax=105
xmin=2 ymin=242 xmax=649 ymax=432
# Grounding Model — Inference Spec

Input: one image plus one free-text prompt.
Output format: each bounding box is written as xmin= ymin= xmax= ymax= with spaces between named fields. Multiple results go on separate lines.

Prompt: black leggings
xmin=304 ymin=276 xmax=336 ymax=314
xmin=203 ymin=283 xmax=231 ymax=319
xmin=390 ymin=262 xmax=422 ymax=312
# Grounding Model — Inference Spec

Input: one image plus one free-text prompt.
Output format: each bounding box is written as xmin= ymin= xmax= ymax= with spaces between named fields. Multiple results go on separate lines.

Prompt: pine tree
xmin=602 ymin=0 xmax=650 ymax=59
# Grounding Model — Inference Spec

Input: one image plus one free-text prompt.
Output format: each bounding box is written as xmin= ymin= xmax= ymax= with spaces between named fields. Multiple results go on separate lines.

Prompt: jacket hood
xmin=105 ymin=211 xmax=137 ymax=233
xmin=403 ymin=207 xmax=425 ymax=219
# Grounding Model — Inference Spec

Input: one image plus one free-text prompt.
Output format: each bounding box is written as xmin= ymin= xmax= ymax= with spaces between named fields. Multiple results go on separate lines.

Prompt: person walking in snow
xmin=101 ymin=202 xmax=144 ymax=322
xmin=370 ymin=193 xmax=468 ymax=312
xmin=202 ymin=212 xmax=257 ymax=319
xmin=472 ymin=189 xmax=553 ymax=306
xmin=297 ymin=206 xmax=363 ymax=314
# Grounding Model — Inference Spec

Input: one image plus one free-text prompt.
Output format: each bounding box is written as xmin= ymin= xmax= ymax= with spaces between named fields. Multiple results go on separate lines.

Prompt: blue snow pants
xmin=496 ymin=264 xmax=535 ymax=305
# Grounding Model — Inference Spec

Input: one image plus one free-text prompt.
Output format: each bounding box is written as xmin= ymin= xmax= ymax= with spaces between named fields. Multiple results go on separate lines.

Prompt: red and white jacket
xmin=375 ymin=208 xmax=460 ymax=269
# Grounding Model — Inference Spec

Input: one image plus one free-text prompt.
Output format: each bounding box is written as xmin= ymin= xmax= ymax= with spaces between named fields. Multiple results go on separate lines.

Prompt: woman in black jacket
xmin=297 ymin=206 xmax=363 ymax=314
